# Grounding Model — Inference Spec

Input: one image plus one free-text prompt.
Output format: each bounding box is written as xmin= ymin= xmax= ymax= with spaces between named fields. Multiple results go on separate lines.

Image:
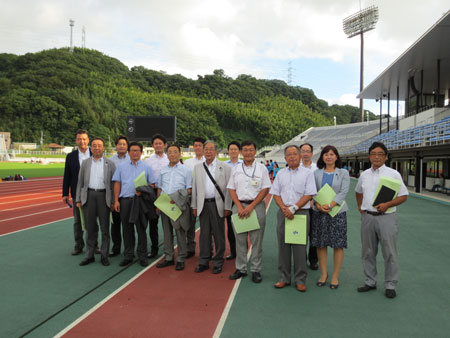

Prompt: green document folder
xmin=372 ymin=176 xmax=402 ymax=212
xmin=329 ymin=201 xmax=345 ymax=218
xmin=133 ymin=171 xmax=147 ymax=188
xmin=79 ymin=206 xmax=85 ymax=231
xmin=154 ymin=193 xmax=182 ymax=222
xmin=231 ymin=211 xmax=260 ymax=234
xmin=285 ymin=215 xmax=307 ymax=245
xmin=313 ymin=183 xmax=335 ymax=205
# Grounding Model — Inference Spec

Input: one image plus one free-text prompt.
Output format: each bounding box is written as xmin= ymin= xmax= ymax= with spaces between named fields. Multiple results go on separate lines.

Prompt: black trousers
xmin=308 ymin=209 xmax=318 ymax=265
xmin=148 ymin=215 xmax=159 ymax=254
xmin=111 ymin=210 xmax=122 ymax=254
xmin=120 ymin=198 xmax=148 ymax=260
xmin=225 ymin=215 xmax=236 ymax=257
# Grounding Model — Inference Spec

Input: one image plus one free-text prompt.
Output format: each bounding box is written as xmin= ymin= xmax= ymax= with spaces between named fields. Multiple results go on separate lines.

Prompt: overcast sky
xmin=0 ymin=0 xmax=448 ymax=118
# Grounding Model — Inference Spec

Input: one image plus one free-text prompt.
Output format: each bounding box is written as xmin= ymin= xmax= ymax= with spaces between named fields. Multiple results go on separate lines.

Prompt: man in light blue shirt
xmin=113 ymin=142 xmax=156 ymax=267
xmin=156 ymin=144 xmax=192 ymax=271
xmin=108 ymin=135 xmax=129 ymax=257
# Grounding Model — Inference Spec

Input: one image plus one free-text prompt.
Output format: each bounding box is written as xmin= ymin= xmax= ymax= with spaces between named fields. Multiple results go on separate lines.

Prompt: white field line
xmin=0 ymin=217 xmax=72 ymax=238
xmin=0 ymin=200 xmax=60 ymax=212
xmin=0 ymin=191 xmax=60 ymax=205
xmin=0 ymin=207 xmax=69 ymax=223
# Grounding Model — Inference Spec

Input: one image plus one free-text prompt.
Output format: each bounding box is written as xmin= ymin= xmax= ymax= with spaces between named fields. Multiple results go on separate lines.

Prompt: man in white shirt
xmin=270 ymin=145 xmax=316 ymax=292
xmin=355 ymin=142 xmax=408 ymax=299
xmin=184 ymin=137 xmax=206 ymax=258
xmin=224 ymin=141 xmax=243 ymax=260
xmin=227 ymin=140 xmax=271 ymax=283
xmin=299 ymin=143 xmax=318 ymax=271
xmin=144 ymin=134 xmax=169 ymax=258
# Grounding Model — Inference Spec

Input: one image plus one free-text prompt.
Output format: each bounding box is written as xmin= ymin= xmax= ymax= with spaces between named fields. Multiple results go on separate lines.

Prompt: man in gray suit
xmin=76 ymin=138 xmax=116 ymax=266
xmin=192 ymin=140 xmax=232 ymax=274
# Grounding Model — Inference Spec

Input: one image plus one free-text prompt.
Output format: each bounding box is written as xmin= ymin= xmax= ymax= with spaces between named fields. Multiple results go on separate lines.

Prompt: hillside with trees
xmin=0 ymin=48 xmax=375 ymax=147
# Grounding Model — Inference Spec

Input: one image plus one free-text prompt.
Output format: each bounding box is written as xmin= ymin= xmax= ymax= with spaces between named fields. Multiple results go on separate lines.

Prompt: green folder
xmin=285 ymin=215 xmax=307 ymax=245
xmin=329 ymin=201 xmax=345 ymax=218
xmin=154 ymin=193 xmax=182 ymax=222
xmin=231 ymin=211 xmax=260 ymax=234
xmin=78 ymin=206 xmax=85 ymax=231
xmin=372 ymin=176 xmax=402 ymax=213
xmin=133 ymin=171 xmax=147 ymax=188
xmin=313 ymin=183 xmax=335 ymax=205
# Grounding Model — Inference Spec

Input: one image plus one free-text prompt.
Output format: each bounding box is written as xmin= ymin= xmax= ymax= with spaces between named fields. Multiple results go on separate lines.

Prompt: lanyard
xmin=242 ymin=162 xmax=256 ymax=178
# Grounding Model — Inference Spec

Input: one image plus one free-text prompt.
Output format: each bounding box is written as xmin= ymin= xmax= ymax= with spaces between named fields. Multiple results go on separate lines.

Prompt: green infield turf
xmin=0 ymin=162 xmax=65 ymax=178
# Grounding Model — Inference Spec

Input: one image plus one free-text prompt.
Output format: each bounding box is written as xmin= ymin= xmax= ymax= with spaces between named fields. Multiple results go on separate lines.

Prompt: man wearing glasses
xmin=355 ymin=142 xmax=408 ymax=299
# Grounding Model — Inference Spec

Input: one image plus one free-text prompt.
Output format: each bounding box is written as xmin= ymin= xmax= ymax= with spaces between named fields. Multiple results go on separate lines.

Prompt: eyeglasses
xmin=369 ymin=152 xmax=386 ymax=157
xmin=301 ymin=150 xmax=312 ymax=154
xmin=129 ymin=150 xmax=141 ymax=153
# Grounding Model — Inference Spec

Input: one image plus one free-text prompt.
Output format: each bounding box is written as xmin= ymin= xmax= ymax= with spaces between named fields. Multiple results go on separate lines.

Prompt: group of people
xmin=63 ymin=129 xmax=408 ymax=299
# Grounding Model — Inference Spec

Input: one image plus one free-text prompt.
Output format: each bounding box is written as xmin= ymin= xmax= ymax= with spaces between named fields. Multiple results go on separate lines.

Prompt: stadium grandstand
xmin=266 ymin=10 xmax=450 ymax=195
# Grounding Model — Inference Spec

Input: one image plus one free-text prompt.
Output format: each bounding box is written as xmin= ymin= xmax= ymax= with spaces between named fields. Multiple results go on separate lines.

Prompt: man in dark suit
xmin=62 ymin=129 xmax=91 ymax=255
xmin=76 ymin=138 xmax=116 ymax=266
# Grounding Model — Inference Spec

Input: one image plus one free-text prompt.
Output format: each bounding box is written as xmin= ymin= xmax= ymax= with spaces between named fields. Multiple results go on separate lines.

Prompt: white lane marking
xmin=0 ymin=191 xmax=60 ymax=204
xmin=0 ymin=217 xmax=72 ymax=238
xmin=0 ymin=207 xmax=69 ymax=223
xmin=0 ymin=200 xmax=60 ymax=212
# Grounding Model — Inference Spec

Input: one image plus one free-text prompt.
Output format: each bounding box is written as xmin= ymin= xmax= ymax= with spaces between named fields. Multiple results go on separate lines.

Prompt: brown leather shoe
xmin=296 ymin=284 xmax=307 ymax=292
xmin=274 ymin=281 xmax=290 ymax=289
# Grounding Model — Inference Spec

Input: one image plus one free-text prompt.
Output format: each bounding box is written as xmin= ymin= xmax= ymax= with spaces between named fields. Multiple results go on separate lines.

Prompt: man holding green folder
xmin=112 ymin=142 xmax=156 ymax=267
xmin=227 ymin=140 xmax=271 ymax=283
xmin=270 ymin=145 xmax=316 ymax=292
xmin=355 ymin=142 xmax=408 ymax=299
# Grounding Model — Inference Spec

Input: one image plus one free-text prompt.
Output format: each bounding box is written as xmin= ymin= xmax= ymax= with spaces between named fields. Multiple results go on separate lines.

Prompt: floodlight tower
xmin=69 ymin=19 xmax=75 ymax=52
xmin=343 ymin=5 xmax=379 ymax=122
xmin=82 ymin=26 xmax=86 ymax=48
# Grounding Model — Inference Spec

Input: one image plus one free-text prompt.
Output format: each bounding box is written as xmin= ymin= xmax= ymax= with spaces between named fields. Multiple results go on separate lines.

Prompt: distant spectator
xmin=431 ymin=173 xmax=444 ymax=192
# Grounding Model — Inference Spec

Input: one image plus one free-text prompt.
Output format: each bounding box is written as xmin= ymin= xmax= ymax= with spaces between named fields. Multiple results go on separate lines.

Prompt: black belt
xmin=239 ymin=200 xmax=254 ymax=204
xmin=205 ymin=198 xmax=216 ymax=202
xmin=365 ymin=211 xmax=385 ymax=216
xmin=88 ymin=188 xmax=106 ymax=192
xmin=119 ymin=197 xmax=134 ymax=200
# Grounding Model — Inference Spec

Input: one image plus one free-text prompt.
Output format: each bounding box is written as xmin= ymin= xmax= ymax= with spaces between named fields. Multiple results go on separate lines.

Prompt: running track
xmin=0 ymin=177 xmax=72 ymax=235
xmin=0 ymin=177 xmax=272 ymax=337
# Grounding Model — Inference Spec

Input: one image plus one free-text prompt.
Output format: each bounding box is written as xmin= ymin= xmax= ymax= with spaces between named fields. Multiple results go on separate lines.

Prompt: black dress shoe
xmin=101 ymin=257 xmax=110 ymax=266
xmin=119 ymin=259 xmax=133 ymax=267
xmin=147 ymin=251 xmax=158 ymax=259
xmin=156 ymin=260 xmax=175 ymax=268
xmin=79 ymin=257 xmax=95 ymax=266
xmin=186 ymin=251 xmax=195 ymax=258
xmin=229 ymin=270 xmax=247 ymax=280
xmin=140 ymin=259 xmax=148 ymax=267
xmin=109 ymin=251 xmax=120 ymax=257
xmin=212 ymin=266 xmax=222 ymax=274
xmin=72 ymin=247 xmax=83 ymax=255
xmin=195 ymin=264 xmax=209 ymax=273
xmin=252 ymin=272 xmax=262 ymax=283
xmin=94 ymin=247 xmax=101 ymax=255
xmin=357 ymin=284 xmax=377 ymax=292
xmin=309 ymin=263 xmax=319 ymax=270
xmin=175 ymin=262 xmax=185 ymax=271
xmin=385 ymin=289 xmax=396 ymax=298
xmin=226 ymin=254 xmax=236 ymax=260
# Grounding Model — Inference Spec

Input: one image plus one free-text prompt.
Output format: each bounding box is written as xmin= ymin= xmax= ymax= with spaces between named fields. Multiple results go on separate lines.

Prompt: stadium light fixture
xmin=343 ymin=5 xmax=379 ymax=122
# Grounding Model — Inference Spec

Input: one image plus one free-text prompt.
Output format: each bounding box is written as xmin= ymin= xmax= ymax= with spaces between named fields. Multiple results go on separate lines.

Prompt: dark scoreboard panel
xmin=127 ymin=116 xmax=176 ymax=142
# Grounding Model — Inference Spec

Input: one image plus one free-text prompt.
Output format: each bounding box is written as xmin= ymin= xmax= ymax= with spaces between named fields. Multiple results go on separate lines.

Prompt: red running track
xmin=61 ymin=195 xmax=273 ymax=338
xmin=0 ymin=177 xmax=72 ymax=235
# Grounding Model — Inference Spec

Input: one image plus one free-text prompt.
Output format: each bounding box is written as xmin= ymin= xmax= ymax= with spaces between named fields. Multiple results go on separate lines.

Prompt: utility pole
xmin=82 ymin=26 xmax=86 ymax=49
xmin=287 ymin=61 xmax=293 ymax=85
xmin=69 ymin=19 xmax=75 ymax=52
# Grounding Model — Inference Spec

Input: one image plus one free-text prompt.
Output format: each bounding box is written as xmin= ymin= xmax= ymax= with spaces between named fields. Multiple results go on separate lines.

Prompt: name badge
xmin=251 ymin=179 xmax=259 ymax=186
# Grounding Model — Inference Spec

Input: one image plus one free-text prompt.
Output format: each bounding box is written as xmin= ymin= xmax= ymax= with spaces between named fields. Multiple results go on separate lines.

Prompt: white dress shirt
xmin=270 ymin=166 xmax=317 ymax=209
xmin=204 ymin=159 xmax=217 ymax=199
xmin=227 ymin=160 xmax=271 ymax=200
xmin=78 ymin=148 xmax=90 ymax=167
xmin=355 ymin=164 xmax=408 ymax=213
xmin=144 ymin=152 xmax=169 ymax=182
xmin=300 ymin=161 xmax=317 ymax=171
xmin=88 ymin=157 xmax=105 ymax=189
xmin=184 ymin=156 xmax=205 ymax=171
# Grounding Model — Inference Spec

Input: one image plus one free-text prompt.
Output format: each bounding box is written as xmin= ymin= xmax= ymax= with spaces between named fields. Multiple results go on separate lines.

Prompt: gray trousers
xmin=120 ymin=198 xmax=148 ymax=261
xmin=83 ymin=190 xmax=110 ymax=259
xmin=198 ymin=200 xmax=225 ymax=268
xmin=161 ymin=213 xmax=187 ymax=263
xmin=232 ymin=201 xmax=266 ymax=273
xmin=276 ymin=209 xmax=309 ymax=285
xmin=187 ymin=212 xmax=197 ymax=253
xmin=361 ymin=212 xmax=398 ymax=290
xmin=73 ymin=202 xmax=85 ymax=249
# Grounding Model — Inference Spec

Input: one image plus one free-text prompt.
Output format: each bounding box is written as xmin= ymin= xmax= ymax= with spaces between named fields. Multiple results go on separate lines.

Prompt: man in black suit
xmin=62 ymin=129 xmax=92 ymax=255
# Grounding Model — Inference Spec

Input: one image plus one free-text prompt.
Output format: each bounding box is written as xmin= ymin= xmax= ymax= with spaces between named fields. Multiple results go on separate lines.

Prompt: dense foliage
xmin=0 ymin=48 xmax=375 ymax=147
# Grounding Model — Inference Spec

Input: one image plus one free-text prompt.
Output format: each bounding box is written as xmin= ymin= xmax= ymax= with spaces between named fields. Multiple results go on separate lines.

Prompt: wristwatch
xmin=328 ymin=204 xmax=333 ymax=209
